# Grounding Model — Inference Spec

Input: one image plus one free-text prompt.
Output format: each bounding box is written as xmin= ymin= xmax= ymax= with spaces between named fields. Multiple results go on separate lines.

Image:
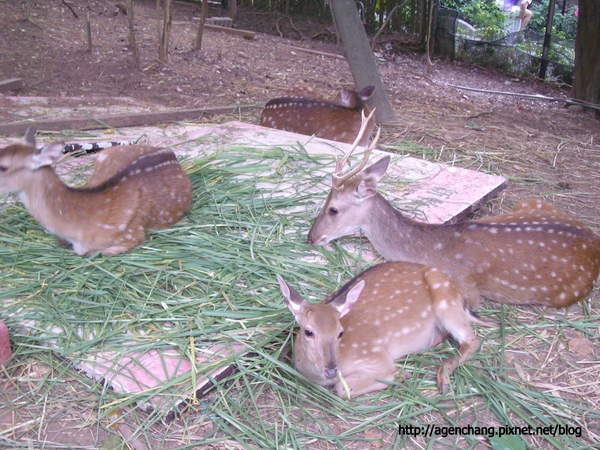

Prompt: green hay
xmin=0 ymin=145 xmax=598 ymax=449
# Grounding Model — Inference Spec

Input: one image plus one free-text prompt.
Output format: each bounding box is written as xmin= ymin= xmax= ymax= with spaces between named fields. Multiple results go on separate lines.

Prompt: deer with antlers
xmin=307 ymin=111 xmax=600 ymax=309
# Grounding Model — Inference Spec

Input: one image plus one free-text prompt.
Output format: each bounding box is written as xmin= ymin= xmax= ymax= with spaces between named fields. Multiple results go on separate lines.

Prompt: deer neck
xmin=19 ymin=168 xmax=86 ymax=236
xmin=361 ymin=193 xmax=441 ymax=262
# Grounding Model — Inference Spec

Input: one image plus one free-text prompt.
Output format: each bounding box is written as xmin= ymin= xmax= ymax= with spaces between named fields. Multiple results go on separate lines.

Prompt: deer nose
xmin=324 ymin=367 xmax=338 ymax=379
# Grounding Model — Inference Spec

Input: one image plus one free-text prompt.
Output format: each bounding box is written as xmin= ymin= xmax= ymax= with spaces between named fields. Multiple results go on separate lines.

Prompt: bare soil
xmin=1 ymin=1 xmax=597 ymax=225
xmin=0 ymin=0 xmax=598 ymax=449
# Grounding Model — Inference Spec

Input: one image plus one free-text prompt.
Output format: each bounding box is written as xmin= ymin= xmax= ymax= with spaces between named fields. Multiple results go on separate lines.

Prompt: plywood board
xmin=34 ymin=120 xmax=505 ymax=224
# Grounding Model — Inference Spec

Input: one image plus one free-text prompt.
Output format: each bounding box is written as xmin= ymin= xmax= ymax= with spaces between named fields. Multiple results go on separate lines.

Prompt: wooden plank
xmin=282 ymin=45 xmax=346 ymax=60
xmin=0 ymin=104 xmax=254 ymax=136
xmin=204 ymin=24 xmax=255 ymax=39
xmin=0 ymin=78 xmax=23 ymax=93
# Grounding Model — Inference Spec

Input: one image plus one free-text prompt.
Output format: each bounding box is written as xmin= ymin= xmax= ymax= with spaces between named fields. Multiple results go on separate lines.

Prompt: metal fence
xmin=235 ymin=0 xmax=434 ymax=42
xmin=436 ymin=7 xmax=574 ymax=82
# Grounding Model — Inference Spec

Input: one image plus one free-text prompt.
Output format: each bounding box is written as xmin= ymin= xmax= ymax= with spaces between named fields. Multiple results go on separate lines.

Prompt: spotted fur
xmin=308 ymin=156 xmax=600 ymax=308
xmin=259 ymin=86 xmax=375 ymax=145
xmin=278 ymin=262 xmax=482 ymax=398
xmin=0 ymin=132 xmax=192 ymax=256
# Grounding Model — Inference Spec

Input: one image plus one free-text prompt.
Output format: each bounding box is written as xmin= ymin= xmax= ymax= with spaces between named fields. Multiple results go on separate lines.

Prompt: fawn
xmin=278 ymin=261 xmax=484 ymax=398
xmin=259 ymin=85 xmax=375 ymax=145
xmin=0 ymin=129 xmax=192 ymax=256
xmin=307 ymin=113 xmax=600 ymax=308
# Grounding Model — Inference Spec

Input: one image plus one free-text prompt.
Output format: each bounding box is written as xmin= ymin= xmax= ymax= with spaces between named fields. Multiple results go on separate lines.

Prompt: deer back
xmin=260 ymin=86 xmax=375 ymax=145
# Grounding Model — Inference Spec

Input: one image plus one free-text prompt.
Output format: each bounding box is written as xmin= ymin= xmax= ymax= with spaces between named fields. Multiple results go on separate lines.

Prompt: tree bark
xmin=158 ymin=0 xmax=172 ymax=63
xmin=125 ymin=0 xmax=140 ymax=68
xmin=571 ymin=0 xmax=600 ymax=112
xmin=329 ymin=0 xmax=396 ymax=124
xmin=193 ymin=0 xmax=209 ymax=50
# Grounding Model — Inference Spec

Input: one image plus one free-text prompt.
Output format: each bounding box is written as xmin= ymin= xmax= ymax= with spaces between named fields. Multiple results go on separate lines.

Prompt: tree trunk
xmin=329 ymin=0 xmax=396 ymax=124
xmin=193 ymin=0 xmax=209 ymax=50
xmin=125 ymin=0 xmax=140 ymax=68
xmin=571 ymin=0 xmax=600 ymax=113
xmin=229 ymin=0 xmax=237 ymax=25
xmin=158 ymin=0 xmax=172 ymax=64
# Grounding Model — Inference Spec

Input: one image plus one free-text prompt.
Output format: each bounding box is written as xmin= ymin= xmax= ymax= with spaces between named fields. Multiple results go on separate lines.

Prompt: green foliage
xmin=442 ymin=0 xmax=505 ymax=39
xmin=530 ymin=0 xmax=577 ymax=40
xmin=440 ymin=0 xmax=470 ymax=11
xmin=462 ymin=0 xmax=505 ymax=40
xmin=489 ymin=434 xmax=527 ymax=450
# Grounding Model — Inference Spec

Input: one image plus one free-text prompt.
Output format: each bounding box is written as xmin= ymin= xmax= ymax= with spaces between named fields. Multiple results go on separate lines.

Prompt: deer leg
xmin=334 ymin=353 xmax=396 ymax=398
xmin=436 ymin=328 xmax=480 ymax=394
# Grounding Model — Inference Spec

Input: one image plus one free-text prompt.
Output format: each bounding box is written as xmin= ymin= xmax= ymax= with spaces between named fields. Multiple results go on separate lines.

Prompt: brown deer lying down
xmin=260 ymin=85 xmax=375 ymax=145
xmin=0 ymin=129 xmax=192 ymax=256
xmin=307 ymin=113 xmax=600 ymax=309
xmin=278 ymin=261 xmax=487 ymax=398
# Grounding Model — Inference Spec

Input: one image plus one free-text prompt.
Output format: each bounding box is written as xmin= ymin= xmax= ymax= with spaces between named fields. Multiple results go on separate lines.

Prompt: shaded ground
xmin=1 ymin=0 xmax=597 ymax=226
xmin=0 ymin=0 xmax=599 ymax=449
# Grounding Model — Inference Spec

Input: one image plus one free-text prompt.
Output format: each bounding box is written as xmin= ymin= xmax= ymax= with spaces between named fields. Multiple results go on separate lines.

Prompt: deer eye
xmin=338 ymin=331 xmax=344 ymax=339
xmin=304 ymin=329 xmax=314 ymax=338
xmin=328 ymin=207 xmax=338 ymax=216
xmin=0 ymin=165 xmax=7 ymax=172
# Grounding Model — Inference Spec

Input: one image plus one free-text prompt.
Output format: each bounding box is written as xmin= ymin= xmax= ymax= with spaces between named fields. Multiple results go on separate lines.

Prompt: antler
xmin=332 ymin=108 xmax=380 ymax=189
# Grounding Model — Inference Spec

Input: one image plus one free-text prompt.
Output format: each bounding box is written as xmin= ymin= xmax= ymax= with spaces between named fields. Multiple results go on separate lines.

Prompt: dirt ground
xmin=0 ymin=0 xmax=599 ymax=449
xmin=1 ymin=0 xmax=598 ymax=225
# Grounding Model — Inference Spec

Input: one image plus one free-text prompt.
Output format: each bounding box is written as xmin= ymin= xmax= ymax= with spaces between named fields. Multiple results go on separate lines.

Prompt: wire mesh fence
xmin=435 ymin=6 xmax=574 ymax=82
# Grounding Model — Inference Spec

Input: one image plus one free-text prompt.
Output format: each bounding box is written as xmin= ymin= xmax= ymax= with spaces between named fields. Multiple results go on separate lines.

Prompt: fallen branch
xmin=425 ymin=0 xmax=435 ymax=74
xmin=204 ymin=24 xmax=254 ymax=39
xmin=281 ymin=44 xmax=346 ymax=60
xmin=0 ymin=79 xmax=24 ymax=93
xmin=446 ymin=83 xmax=600 ymax=111
xmin=466 ymin=110 xmax=494 ymax=119
xmin=61 ymin=0 xmax=78 ymax=19
xmin=0 ymin=104 xmax=255 ymax=136
xmin=371 ymin=0 xmax=410 ymax=52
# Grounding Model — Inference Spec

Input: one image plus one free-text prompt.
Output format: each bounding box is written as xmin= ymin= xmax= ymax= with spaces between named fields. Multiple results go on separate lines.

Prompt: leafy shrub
xmin=529 ymin=0 xmax=577 ymax=40
xmin=441 ymin=0 xmax=505 ymax=39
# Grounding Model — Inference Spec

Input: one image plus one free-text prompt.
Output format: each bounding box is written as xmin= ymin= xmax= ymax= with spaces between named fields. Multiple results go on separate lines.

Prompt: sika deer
xmin=260 ymin=85 xmax=375 ymax=145
xmin=277 ymin=262 xmax=483 ymax=398
xmin=0 ymin=129 xmax=192 ymax=256
xmin=307 ymin=119 xmax=600 ymax=309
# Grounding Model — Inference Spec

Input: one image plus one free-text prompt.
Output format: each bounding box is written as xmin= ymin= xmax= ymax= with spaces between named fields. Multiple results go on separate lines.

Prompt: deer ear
xmin=337 ymin=87 xmax=353 ymax=107
xmin=24 ymin=128 xmax=37 ymax=147
xmin=31 ymin=143 xmax=65 ymax=170
xmin=277 ymin=275 xmax=305 ymax=319
xmin=358 ymin=85 xmax=375 ymax=101
xmin=329 ymin=280 xmax=365 ymax=318
xmin=356 ymin=156 xmax=390 ymax=199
